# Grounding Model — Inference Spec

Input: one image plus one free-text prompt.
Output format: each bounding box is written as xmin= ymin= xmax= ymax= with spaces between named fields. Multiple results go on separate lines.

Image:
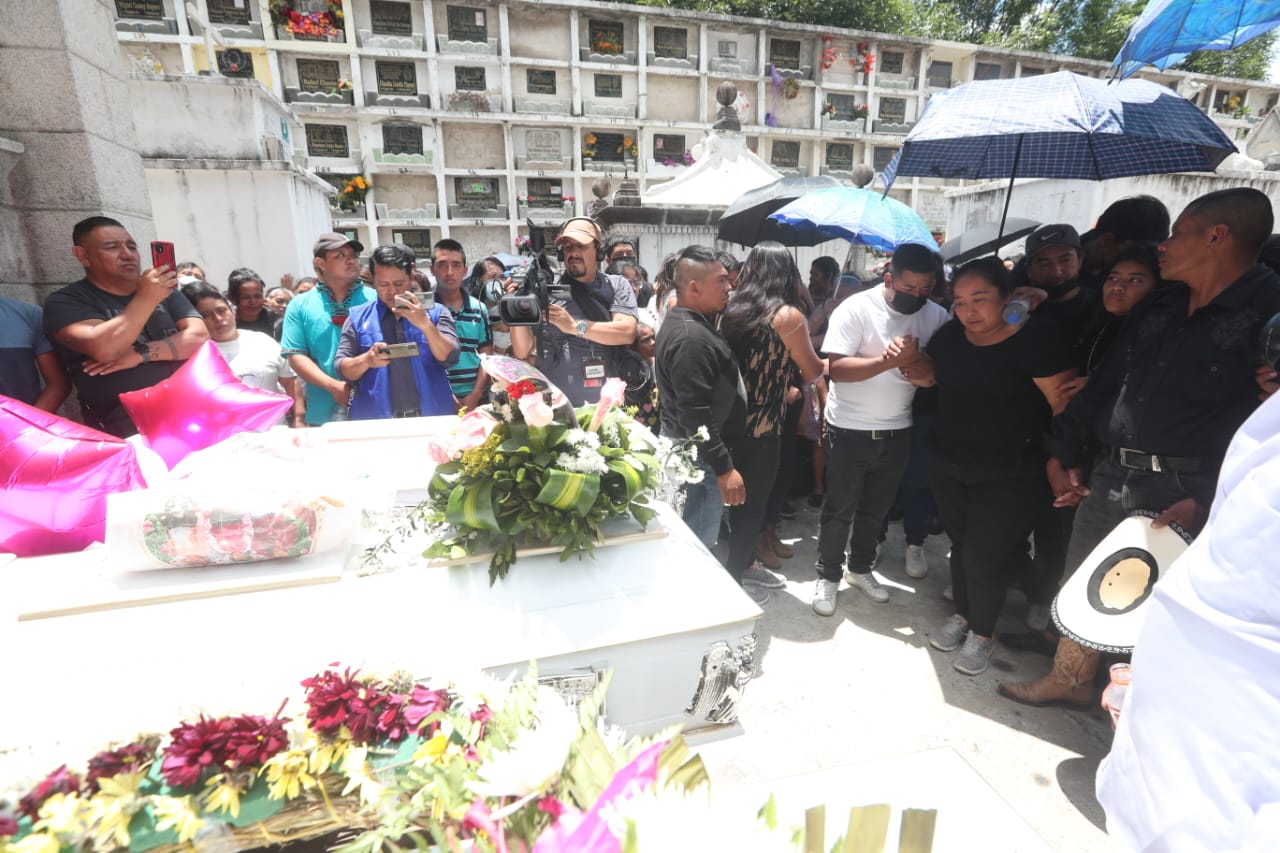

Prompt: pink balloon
xmin=0 ymin=395 xmax=148 ymax=557
xmin=119 ymin=340 xmax=291 ymax=469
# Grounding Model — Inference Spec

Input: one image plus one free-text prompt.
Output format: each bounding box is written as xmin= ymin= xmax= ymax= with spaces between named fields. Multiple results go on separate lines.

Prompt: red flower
xmin=404 ymin=685 xmax=452 ymax=730
xmin=302 ymin=667 xmax=412 ymax=745
xmin=301 ymin=667 xmax=364 ymax=739
xmin=506 ymin=379 xmax=539 ymax=400
xmin=85 ymin=741 xmax=157 ymax=794
xmin=538 ymin=795 xmax=566 ymax=820
xmin=18 ymin=765 xmax=81 ymax=818
xmin=0 ymin=815 xmax=17 ymax=837
xmin=161 ymin=710 xmax=288 ymax=789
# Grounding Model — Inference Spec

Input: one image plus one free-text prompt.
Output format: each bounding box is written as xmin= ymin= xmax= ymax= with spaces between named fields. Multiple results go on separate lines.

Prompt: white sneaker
xmin=845 ymin=571 xmax=890 ymax=603
xmin=942 ymin=584 xmax=953 ymax=602
xmin=811 ymin=578 xmax=839 ymax=617
xmin=930 ymin=614 xmax=968 ymax=651
xmin=905 ymin=544 xmax=928 ymax=579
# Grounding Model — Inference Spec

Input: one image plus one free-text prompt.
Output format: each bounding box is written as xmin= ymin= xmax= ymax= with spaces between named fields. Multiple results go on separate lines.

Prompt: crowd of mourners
xmin=6 ymin=186 xmax=1280 ymax=708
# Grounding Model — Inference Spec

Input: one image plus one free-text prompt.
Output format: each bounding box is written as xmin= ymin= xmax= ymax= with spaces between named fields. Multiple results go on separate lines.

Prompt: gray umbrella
xmin=941 ymin=218 xmax=1041 ymax=263
xmin=717 ymin=175 xmax=843 ymax=247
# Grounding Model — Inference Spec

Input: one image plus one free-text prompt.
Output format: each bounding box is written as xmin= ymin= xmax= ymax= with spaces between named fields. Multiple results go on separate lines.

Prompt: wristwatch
xmin=576 ymin=319 xmax=588 ymax=337
xmin=133 ymin=341 xmax=151 ymax=363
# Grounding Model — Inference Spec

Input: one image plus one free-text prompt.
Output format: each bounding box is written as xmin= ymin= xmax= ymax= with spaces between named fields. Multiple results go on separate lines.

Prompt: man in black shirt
xmin=1023 ymin=224 xmax=1103 ymax=372
xmin=1000 ymin=187 xmax=1280 ymax=708
xmin=42 ymin=216 xmax=207 ymax=436
xmin=1079 ymin=195 xmax=1171 ymax=291
xmin=654 ymin=246 xmax=748 ymax=560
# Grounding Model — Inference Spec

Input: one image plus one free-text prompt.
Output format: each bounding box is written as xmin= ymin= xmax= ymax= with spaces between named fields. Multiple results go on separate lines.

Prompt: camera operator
xmin=510 ymin=218 xmax=638 ymax=405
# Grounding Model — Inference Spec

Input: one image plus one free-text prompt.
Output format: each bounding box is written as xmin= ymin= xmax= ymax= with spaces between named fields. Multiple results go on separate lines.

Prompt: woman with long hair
xmin=719 ymin=242 xmax=826 ymax=604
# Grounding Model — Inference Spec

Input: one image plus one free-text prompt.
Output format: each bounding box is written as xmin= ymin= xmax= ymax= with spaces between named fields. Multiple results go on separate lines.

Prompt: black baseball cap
xmin=1025 ymin=224 xmax=1082 ymax=260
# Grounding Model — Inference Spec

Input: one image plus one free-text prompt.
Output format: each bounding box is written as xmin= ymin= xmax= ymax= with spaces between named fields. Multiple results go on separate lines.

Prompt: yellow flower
xmin=150 ymin=796 xmax=205 ymax=844
xmin=201 ymin=773 xmax=244 ymax=819
xmin=86 ymin=771 xmax=147 ymax=850
xmin=261 ymin=750 xmax=317 ymax=800
xmin=622 ymin=136 xmax=634 ymax=147
xmin=585 ymin=133 xmax=597 ymax=145
xmin=339 ymin=746 xmax=386 ymax=805
xmin=413 ymin=732 xmax=451 ymax=766
xmin=306 ymin=732 xmax=350 ymax=775
xmin=6 ymin=834 xmax=60 ymax=853
xmin=33 ymin=793 xmax=87 ymax=840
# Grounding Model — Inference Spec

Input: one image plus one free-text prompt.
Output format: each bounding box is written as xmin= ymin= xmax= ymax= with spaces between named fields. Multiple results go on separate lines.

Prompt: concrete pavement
xmin=696 ymin=502 xmax=1120 ymax=852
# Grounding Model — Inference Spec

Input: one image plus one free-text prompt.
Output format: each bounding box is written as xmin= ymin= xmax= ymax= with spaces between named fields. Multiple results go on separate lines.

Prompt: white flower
xmin=567 ymin=428 xmax=600 ymax=448
xmin=556 ymin=447 xmax=608 ymax=475
xmin=468 ymin=687 xmax=578 ymax=797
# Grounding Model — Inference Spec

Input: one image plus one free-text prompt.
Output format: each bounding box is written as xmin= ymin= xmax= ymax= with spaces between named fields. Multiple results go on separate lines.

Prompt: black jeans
xmin=723 ymin=434 xmax=781 ymax=583
xmin=816 ymin=426 xmax=912 ymax=581
xmin=928 ymin=456 xmax=1051 ymax=638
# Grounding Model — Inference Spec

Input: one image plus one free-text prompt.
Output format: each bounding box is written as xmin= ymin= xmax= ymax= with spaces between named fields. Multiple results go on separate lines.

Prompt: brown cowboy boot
xmin=754 ymin=531 xmax=782 ymax=570
xmin=997 ymin=637 xmax=1097 ymax=708
xmin=767 ymin=524 xmax=794 ymax=558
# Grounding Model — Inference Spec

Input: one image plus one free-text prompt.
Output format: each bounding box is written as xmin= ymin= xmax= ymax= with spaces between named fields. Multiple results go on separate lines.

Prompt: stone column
xmin=0 ymin=0 xmax=153 ymax=302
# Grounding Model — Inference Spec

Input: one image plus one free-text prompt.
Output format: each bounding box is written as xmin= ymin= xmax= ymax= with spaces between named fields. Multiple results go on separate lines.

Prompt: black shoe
xmin=998 ymin=630 xmax=1059 ymax=656
xmin=780 ymin=501 xmax=798 ymax=520
xmin=807 ymin=493 xmax=824 ymax=508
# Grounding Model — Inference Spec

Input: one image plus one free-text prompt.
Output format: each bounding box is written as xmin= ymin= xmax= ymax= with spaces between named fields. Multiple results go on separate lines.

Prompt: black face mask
xmin=889 ymin=288 xmax=928 ymax=315
xmin=1040 ymin=280 xmax=1078 ymax=300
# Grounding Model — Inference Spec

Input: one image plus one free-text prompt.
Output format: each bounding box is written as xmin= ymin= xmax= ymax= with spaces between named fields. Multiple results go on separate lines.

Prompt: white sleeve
xmin=821 ymin=299 xmax=865 ymax=358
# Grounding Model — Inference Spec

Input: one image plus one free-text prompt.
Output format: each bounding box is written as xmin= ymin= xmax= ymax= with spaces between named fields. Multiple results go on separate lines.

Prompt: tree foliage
xmin=638 ymin=0 xmax=1276 ymax=82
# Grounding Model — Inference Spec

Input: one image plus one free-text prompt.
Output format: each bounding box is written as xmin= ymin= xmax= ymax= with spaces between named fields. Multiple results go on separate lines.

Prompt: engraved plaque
xmin=525 ymin=130 xmax=562 ymax=162
xmin=527 ymin=178 xmax=562 ymax=207
xmin=116 ymin=0 xmax=164 ymax=19
xmin=216 ymin=49 xmax=255 ymax=78
xmin=593 ymin=131 xmax=625 ymax=162
xmin=880 ymin=51 xmax=904 ymax=75
xmin=594 ymin=74 xmax=622 ymax=98
xmin=878 ymin=97 xmax=906 ymax=123
xmin=394 ymin=228 xmax=433 ymax=256
xmin=526 ymin=69 xmax=556 ymax=95
xmin=297 ymin=58 xmax=341 ymax=92
xmin=376 ymin=61 xmax=417 ymax=95
xmin=770 ymin=140 xmax=799 ymax=169
xmin=382 ymin=123 xmax=423 ymax=156
xmin=653 ymin=26 xmax=687 ymax=60
xmin=717 ymin=40 xmax=737 ymax=59
xmin=588 ymin=20 xmax=624 ymax=55
xmin=446 ymin=5 xmax=487 ymax=42
xmin=826 ymin=93 xmax=857 ymax=121
xmin=206 ymin=0 xmax=250 ymax=25
xmin=926 ymin=61 xmax=952 ymax=88
xmin=652 ymin=133 xmax=685 ymax=160
xmin=826 ymin=143 xmax=853 ymax=170
xmin=455 ymin=177 xmax=499 ymax=209
xmin=873 ymin=146 xmax=897 ymax=172
xmin=305 ymin=124 xmax=349 ymax=158
xmin=975 ymin=61 xmax=1001 ymax=81
xmin=455 ymin=66 xmax=486 ymax=91
xmin=768 ymin=38 xmax=800 ymax=71
xmin=370 ymin=0 xmax=413 ymax=36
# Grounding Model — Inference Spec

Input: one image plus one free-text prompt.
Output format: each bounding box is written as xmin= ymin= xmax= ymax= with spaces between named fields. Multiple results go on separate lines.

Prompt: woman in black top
xmin=227 ymin=267 xmax=279 ymax=337
xmin=925 ymin=257 xmax=1076 ymax=676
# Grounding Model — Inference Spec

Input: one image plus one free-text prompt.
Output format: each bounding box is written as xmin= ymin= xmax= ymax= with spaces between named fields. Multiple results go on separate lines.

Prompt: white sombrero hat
xmin=1052 ymin=511 xmax=1192 ymax=653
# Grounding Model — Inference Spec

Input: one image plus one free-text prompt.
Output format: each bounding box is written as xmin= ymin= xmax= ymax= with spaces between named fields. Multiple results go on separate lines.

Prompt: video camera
xmin=497 ymin=221 xmax=571 ymax=326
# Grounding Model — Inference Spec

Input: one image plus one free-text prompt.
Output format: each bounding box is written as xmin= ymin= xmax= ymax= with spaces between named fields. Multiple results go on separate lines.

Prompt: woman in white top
xmin=183 ymin=283 xmax=296 ymax=407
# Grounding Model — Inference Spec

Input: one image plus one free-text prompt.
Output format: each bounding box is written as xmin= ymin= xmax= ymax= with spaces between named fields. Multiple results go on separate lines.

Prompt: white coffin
xmin=0 ymin=417 xmax=759 ymax=781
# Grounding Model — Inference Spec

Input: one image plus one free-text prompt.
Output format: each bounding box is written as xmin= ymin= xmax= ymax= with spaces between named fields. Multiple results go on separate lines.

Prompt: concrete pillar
xmin=0 ymin=0 xmax=153 ymax=301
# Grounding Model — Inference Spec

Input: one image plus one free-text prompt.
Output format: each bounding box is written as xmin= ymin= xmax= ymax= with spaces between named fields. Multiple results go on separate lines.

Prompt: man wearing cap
xmin=280 ymin=232 xmax=375 ymax=426
xmin=510 ymin=218 xmax=638 ymax=405
xmin=999 ymin=187 xmax=1280 ymax=708
xmin=42 ymin=215 xmax=207 ymax=436
xmin=1080 ymin=195 xmax=1171 ymax=290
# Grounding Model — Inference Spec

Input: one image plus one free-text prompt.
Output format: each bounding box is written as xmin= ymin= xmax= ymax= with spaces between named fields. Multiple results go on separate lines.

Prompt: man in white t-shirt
xmin=812 ymin=243 xmax=949 ymax=616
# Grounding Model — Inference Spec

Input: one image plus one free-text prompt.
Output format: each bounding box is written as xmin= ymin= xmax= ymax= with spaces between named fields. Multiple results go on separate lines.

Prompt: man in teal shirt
xmin=281 ymin=233 xmax=375 ymax=425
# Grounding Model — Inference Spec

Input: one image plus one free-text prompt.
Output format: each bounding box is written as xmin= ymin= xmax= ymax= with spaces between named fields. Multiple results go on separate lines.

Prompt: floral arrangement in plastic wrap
xmin=339 ymin=175 xmax=369 ymax=205
xmin=853 ymin=41 xmax=875 ymax=74
xmin=367 ymin=356 xmax=701 ymax=583
xmin=268 ymin=0 xmax=343 ymax=39
xmin=0 ymin=666 xmax=746 ymax=853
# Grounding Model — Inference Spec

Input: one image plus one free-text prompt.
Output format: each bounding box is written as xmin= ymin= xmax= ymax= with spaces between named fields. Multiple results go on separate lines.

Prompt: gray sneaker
xmin=743 ymin=583 xmax=770 ymax=606
xmin=742 ymin=561 xmax=787 ymax=589
xmin=811 ymin=578 xmax=839 ymax=617
xmin=942 ymin=584 xmax=953 ymax=602
xmin=905 ymin=544 xmax=929 ymax=579
xmin=929 ymin=614 xmax=969 ymax=652
xmin=845 ymin=570 xmax=890 ymax=603
xmin=953 ymin=632 xmax=996 ymax=676
xmin=1026 ymin=603 xmax=1050 ymax=632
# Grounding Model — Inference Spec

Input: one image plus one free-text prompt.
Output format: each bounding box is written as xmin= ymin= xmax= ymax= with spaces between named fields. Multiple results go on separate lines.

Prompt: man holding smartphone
xmin=42 ymin=216 xmax=207 ymax=436
xmin=334 ymin=243 xmax=459 ymax=420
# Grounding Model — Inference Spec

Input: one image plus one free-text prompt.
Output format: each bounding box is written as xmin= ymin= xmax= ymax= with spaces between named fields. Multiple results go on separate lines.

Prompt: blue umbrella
xmin=1111 ymin=0 xmax=1280 ymax=79
xmin=768 ymin=187 xmax=935 ymax=253
xmin=881 ymin=71 xmax=1236 ymax=245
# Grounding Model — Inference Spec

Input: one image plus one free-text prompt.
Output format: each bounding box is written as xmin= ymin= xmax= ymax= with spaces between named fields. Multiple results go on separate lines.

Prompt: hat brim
xmin=1052 ymin=511 xmax=1192 ymax=653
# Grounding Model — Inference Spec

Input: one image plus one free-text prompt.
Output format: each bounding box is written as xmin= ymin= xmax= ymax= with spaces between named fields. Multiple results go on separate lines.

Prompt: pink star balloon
xmin=119 ymin=340 xmax=291 ymax=469
xmin=0 ymin=395 xmax=148 ymax=557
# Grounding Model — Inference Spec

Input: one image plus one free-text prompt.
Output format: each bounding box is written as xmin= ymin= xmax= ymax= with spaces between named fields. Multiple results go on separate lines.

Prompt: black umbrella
xmin=717 ymin=175 xmax=843 ymax=247
xmin=940 ymin=218 xmax=1040 ymax=264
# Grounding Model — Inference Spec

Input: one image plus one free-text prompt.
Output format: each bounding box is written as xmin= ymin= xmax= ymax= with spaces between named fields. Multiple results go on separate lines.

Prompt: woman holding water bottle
xmin=922 ymin=257 xmax=1078 ymax=676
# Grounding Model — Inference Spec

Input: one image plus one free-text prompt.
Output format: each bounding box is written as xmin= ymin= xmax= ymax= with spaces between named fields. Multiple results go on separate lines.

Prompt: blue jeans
xmin=681 ymin=460 xmax=724 ymax=550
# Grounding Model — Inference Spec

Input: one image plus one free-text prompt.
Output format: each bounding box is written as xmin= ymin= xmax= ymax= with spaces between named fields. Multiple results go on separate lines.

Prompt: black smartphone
xmin=384 ymin=341 xmax=420 ymax=359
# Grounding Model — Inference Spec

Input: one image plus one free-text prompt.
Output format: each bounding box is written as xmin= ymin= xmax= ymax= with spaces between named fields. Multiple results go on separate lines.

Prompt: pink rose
xmin=451 ymin=409 xmax=499 ymax=454
xmin=588 ymin=377 xmax=628 ymax=432
xmin=426 ymin=434 xmax=454 ymax=464
xmin=518 ymin=392 xmax=556 ymax=428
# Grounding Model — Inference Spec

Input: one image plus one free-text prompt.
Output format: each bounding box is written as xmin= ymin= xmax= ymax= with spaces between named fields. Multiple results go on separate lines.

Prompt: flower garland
xmin=268 ymin=0 xmax=343 ymax=39
xmin=370 ymin=358 xmax=700 ymax=582
xmin=853 ymin=41 xmax=876 ymax=75
xmin=0 ymin=666 xmax=718 ymax=853
xmin=820 ymin=35 xmax=836 ymax=71
xmin=781 ymin=78 xmax=801 ymax=100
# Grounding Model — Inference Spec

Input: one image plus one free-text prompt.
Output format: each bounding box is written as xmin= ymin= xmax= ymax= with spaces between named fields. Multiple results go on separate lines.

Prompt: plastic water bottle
xmin=1003 ymin=296 xmax=1031 ymax=326
xmin=1100 ymin=663 xmax=1131 ymax=731
xmin=331 ymin=405 xmax=350 ymax=422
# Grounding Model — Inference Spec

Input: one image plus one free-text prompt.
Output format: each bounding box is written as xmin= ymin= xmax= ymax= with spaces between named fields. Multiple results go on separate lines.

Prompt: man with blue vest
xmin=334 ymin=243 xmax=459 ymax=419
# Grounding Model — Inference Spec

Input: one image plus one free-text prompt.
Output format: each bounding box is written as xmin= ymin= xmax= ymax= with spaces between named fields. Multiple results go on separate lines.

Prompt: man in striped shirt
xmin=431 ymin=239 xmax=492 ymax=412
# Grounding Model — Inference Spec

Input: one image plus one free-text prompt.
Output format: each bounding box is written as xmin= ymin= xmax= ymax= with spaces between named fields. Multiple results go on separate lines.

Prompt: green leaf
xmin=445 ymin=480 xmax=501 ymax=531
xmin=606 ymin=459 xmax=643 ymax=501
xmin=535 ymin=470 xmax=600 ymax=514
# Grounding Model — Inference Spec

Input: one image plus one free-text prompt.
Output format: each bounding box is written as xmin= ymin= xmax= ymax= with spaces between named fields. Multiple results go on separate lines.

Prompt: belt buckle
xmin=870 ymin=430 xmax=886 ymax=440
xmin=1119 ymin=447 xmax=1158 ymax=472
